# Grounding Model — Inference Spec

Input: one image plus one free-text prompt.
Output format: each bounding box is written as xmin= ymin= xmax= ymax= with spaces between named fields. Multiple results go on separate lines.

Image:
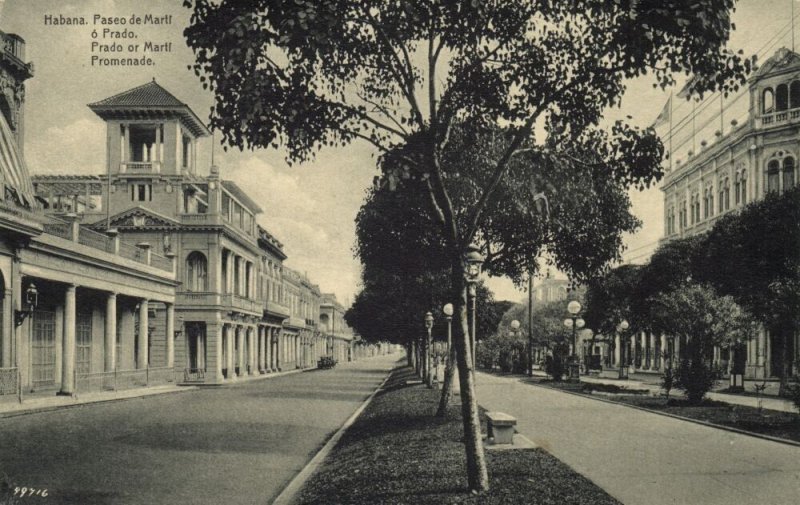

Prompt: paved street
xmin=0 ymin=355 xmax=399 ymax=505
xmin=476 ymin=372 xmax=800 ymax=505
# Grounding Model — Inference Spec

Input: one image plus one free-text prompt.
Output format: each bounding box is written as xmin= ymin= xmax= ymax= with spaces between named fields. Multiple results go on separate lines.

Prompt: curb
xmin=527 ymin=380 xmax=800 ymax=448
xmin=271 ymin=365 xmax=398 ymax=505
xmin=0 ymin=385 xmax=198 ymax=420
xmin=221 ymin=368 xmax=304 ymax=388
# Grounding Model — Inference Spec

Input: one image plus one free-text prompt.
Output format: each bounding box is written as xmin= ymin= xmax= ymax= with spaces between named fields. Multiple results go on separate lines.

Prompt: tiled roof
xmin=88 ymin=80 xmax=184 ymax=108
xmin=88 ymin=80 xmax=210 ymax=137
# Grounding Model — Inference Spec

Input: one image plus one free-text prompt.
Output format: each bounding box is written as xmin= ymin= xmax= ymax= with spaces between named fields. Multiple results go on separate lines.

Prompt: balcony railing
xmin=177 ymin=291 xmax=219 ymax=306
xmin=286 ymin=316 xmax=307 ymax=328
xmin=180 ymin=213 xmax=223 ymax=226
xmin=78 ymin=227 xmax=114 ymax=252
xmin=183 ymin=368 xmax=205 ymax=383
xmin=265 ymin=300 xmax=291 ymax=317
xmin=758 ymin=108 xmax=800 ymax=128
xmin=120 ymin=161 xmax=161 ymax=174
xmin=42 ymin=222 xmax=72 ymax=240
xmin=223 ymin=294 xmax=261 ymax=314
xmin=0 ymin=367 xmax=18 ymax=396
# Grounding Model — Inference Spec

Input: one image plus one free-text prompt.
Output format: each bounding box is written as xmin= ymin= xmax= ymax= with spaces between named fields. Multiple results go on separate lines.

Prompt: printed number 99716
xmin=13 ymin=487 xmax=48 ymax=498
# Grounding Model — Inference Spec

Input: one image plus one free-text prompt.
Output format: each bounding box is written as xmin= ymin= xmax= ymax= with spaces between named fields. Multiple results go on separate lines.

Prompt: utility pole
xmin=527 ymin=271 xmax=534 ymax=376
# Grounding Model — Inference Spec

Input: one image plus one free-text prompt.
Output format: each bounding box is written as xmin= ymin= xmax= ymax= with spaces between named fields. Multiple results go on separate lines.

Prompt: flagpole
xmin=669 ymin=91 xmax=673 ymax=171
xmin=692 ymin=100 xmax=696 ymax=153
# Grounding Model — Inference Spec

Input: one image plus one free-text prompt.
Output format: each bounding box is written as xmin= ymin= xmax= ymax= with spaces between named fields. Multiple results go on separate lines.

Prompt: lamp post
xmin=443 ymin=303 xmax=453 ymax=366
xmin=617 ymin=319 xmax=630 ymax=380
xmin=510 ymin=319 xmax=521 ymax=373
xmin=464 ymin=244 xmax=484 ymax=369
xmin=14 ymin=282 xmax=39 ymax=327
xmin=424 ymin=311 xmax=434 ymax=388
xmin=563 ymin=300 xmax=584 ymax=381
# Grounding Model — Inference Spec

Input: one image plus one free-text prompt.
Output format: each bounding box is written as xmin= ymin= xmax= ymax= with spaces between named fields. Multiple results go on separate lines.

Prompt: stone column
xmin=225 ymin=324 xmax=235 ymax=379
xmin=649 ymin=333 xmax=656 ymax=370
xmin=258 ymin=327 xmax=266 ymax=373
xmin=614 ymin=334 xmax=621 ymax=366
xmin=248 ymin=326 xmax=256 ymax=374
xmin=225 ymin=252 xmax=233 ymax=294
xmin=264 ymin=326 xmax=272 ymax=373
xmin=166 ymin=303 xmax=175 ymax=369
xmin=295 ymin=335 xmax=300 ymax=368
xmin=104 ymin=292 xmax=117 ymax=372
xmin=236 ymin=326 xmax=245 ymax=376
xmin=660 ymin=334 xmax=668 ymax=370
xmin=137 ymin=300 xmax=149 ymax=369
xmin=59 ymin=285 xmax=77 ymax=395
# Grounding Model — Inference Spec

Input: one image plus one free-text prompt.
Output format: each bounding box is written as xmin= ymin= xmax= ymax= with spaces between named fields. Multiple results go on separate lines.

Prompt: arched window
xmin=783 ymin=157 xmax=796 ymax=190
xmin=791 ymin=81 xmax=800 ymax=109
xmin=776 ymin=84 xmax=789 ymax=111
xmin=741 ymin=170 xmax=747 ymax=204
xmin=186 ymin=252 xmax=208 ymax=292
xmin=763 ymin=88 xmax=775 ymax=114
xmin=734 ymin=174 xmax=741 ymax=205
xmin=767 ymin=160 xmax=781 ymax=193
xmin=723 ymin=178 xmax=730 ymax=211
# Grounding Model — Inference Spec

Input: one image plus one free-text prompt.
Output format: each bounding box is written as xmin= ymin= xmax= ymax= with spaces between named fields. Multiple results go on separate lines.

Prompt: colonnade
xmin=20 ymin=281 xmax=174 ymax=395
xmin=220 ymin=323 xmax=328 ymax=380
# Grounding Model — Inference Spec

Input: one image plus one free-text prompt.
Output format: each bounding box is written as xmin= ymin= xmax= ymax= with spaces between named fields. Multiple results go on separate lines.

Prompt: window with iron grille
xmin=76 ymin=311 xmax=92 ymax=374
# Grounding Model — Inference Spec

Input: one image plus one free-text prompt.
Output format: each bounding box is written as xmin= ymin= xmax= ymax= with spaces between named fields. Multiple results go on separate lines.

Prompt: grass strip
xmin=295 ymin=366 xmax=620 ymax=505
xmin=531 ymin=377 xmax=800 ymax=443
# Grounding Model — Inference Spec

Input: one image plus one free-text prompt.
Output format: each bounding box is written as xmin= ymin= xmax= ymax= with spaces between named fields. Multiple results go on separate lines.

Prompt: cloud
xmin=25 ymin=117 xmax=105 ymax=175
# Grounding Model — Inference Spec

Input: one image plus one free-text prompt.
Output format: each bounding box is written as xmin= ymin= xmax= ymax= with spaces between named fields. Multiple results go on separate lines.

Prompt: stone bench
xmin=486 ymin=411 xmax=517 ymax=445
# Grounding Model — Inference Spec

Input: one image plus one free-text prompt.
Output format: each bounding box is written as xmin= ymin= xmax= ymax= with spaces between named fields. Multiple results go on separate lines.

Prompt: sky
xmin=0 ymin=0 xmax=794 ymax=304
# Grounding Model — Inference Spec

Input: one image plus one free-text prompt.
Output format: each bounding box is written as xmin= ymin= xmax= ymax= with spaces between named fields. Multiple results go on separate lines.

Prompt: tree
xmin=648 ymin=284 xmax=757 ymax=404
xmin=584 ymin=264 xmax=643 ymax=335
xmin=700 ymin=187 xmax=800 ymax=395
xmin=345 ymin=182 xmax=499 ymax=406
xmin=185 ymin=0 xmax=752 ymax=490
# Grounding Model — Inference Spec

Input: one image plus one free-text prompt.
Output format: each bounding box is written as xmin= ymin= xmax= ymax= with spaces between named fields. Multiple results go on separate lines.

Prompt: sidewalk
xmin=476 ymin=371 xmax=800 ymax=505
xmin=0 ymin=367 xmax=308 ymax=418
xmin=0 ymin=384 xmax=196 ymax=418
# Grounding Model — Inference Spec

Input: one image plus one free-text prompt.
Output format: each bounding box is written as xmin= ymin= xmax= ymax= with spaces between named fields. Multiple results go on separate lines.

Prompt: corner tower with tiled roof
xmin=89 ymin=79 xmax=209 ymax=178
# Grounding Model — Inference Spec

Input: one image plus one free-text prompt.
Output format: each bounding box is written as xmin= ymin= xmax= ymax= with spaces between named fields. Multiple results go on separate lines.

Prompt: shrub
xmin=544 ymin=354 xmax=565 ymax=381
xmin=317 ymin=356 xmax=337 ymax=369
xmin=675 ymin=359 xmax=717 ymax=404
xmin=788 ymin=381 xmax=800 ymax=414
xmin=661 ymin=365 xmax=675 ymax=401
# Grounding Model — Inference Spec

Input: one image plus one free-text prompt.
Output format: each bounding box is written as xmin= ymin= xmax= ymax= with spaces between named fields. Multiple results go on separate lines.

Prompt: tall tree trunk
xmin=406 ymin=342 xmax=413 ymax=367
xmin=452 ymin=268 xmax=489 ymax=492
xmin=779 ymin=327 xmax=790 ymax=397
xmin=436 ymin=340 xmax=458 ymax=416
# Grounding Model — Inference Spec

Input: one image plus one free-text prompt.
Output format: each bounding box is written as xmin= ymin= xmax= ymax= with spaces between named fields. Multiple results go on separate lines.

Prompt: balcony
xmin=265 ymin=300 xmax=291 ymax=318
xmin=119 ymin=161 xmax=161 ymax=174
xmin=179 ymin=213 xmax=223 ymax=226
xmin=223 ymin=294 xmax=261 ymax=314
xmin=285 ymin=316 xmax=306 ymax=329
xmin=757 ymin=108 xmax=800 ymax=129
xmin=176 ymin=291 xmax=220 ymax=306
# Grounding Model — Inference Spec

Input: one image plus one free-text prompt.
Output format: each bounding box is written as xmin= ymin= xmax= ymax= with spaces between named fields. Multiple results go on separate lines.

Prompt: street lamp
xmin=443 ymin=303 xmax=453 ymax=365
xmin=14 ymin=282 xmax=39 ymax=327
xmin=563 ymin=300 xmax=584 ymax=380
xmin=510 ymin=319 xmax=521 ymax=374
xmin=424 ymin=311 xmax=434 ymax=388
xmin=464 ymin=243 xmax=484 ymax=369
xmin=617 ymin=319 xmax=630 ymax=380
